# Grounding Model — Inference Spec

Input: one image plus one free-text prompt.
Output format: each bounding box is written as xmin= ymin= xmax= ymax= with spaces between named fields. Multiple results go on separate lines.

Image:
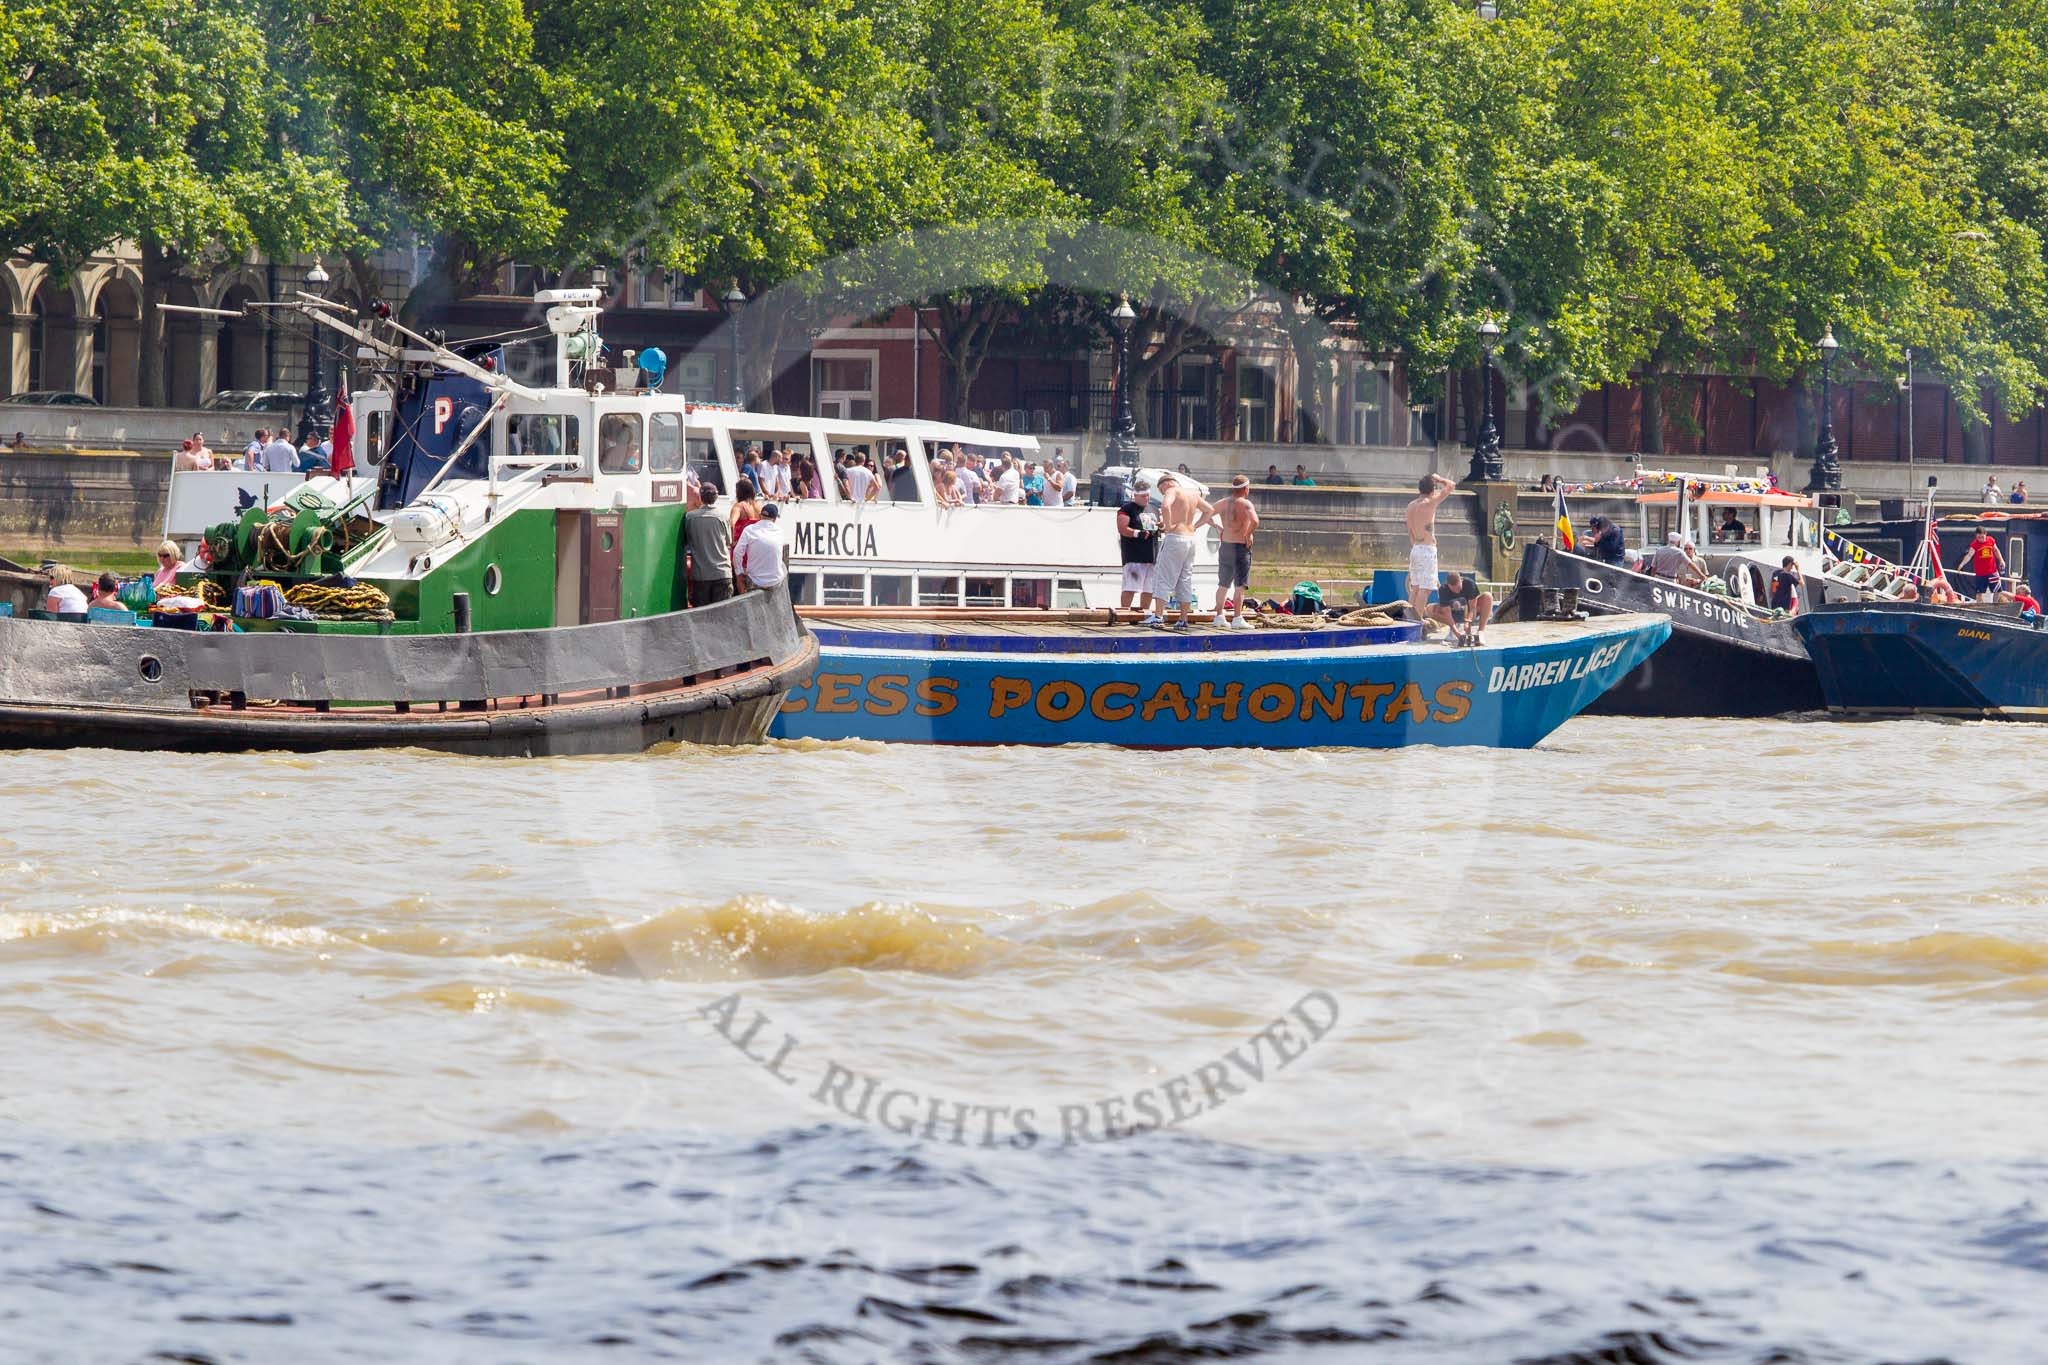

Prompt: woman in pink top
xmin=152 ymin=540 xmax=187 ymax=591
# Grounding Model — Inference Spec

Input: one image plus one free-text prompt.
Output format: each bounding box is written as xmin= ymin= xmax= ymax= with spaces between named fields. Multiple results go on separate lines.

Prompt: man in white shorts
xmin=1406 ymin=473 xmax=1454 ymax=627
xmin=1117 ymin=478 xmax=1158 ymax=616
xmin=1151 ymin=472 xmax=1217 ymax=628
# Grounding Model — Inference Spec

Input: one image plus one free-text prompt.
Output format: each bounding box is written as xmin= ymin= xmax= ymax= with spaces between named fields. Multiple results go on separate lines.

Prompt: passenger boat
xmin=1515 ymin=474 xmax=1870 ymax=716
xmin=0 ymin=292 xmax=815 ymax=755
xmin=772 ymin=608 xmax=1671 ymax=749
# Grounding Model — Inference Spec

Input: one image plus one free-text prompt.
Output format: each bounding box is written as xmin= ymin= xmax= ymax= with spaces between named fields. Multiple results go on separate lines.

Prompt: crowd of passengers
xmin=714 ymin=441 xmax=1081 ymax=510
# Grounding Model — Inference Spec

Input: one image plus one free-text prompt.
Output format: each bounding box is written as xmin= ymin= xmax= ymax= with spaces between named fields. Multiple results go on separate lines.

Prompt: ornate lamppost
xmin=1106 ymin=294 xmax=1140 ymax=467
xmin=299 ymin=257 xmax=335 ymax=445
xmin=1465 ymin=317 xmax=1503 ymax=483
xmin=1805 ymin=326 xmax=1842 ymax=493
xmin=724 ymin=285 xmax=746 ymax=407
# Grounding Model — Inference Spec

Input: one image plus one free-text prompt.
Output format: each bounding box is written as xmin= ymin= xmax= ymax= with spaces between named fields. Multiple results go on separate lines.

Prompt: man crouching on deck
xmin=1426 ymin=570 xmax=1492 ymax=646
xmin=1407 ymin=473 xmax=1455 ymax=628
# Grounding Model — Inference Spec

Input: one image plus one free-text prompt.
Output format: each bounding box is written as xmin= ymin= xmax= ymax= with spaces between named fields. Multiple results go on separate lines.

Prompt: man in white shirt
xmin=955 ymin=458 xmax=981 ymax=505
xmin=262 ymin=431 xmax=299 ymax=473
xmin=844 ymin=458 xmax=876 ymax=503
xmin=765 ymin=449 xmax=793 ymax=499
xmin=733 ymin=502 xmax=788 ymax=590
xmin=1045 ymin=455 xmax=1076 ymax=508
xmin=996 ymin=457 xmax=1022 ymax=505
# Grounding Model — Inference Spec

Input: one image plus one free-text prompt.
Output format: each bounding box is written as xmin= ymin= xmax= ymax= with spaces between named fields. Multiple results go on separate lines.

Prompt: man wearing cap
xmin=1212 ymin=475 xmax=1260 ymax=629
xmin=1152 ymin=471 xmax=1217 ymax=629
xmin=1117 ymin=477 xmax=1160 ymax=619
xmin=1648 ymin=531 xmax=1705 ymax=587
xmin=733 ymin=500 xmax=787 ymax=592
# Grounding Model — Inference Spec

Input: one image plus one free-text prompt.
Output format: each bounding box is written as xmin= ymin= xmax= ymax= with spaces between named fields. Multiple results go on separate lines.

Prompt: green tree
xmin=7 ymin=0 xmax=349 ymax=403
xmin=299 ymin=0 xmax=564 ymax=323
xmin=538 ymin=0 xmax=934 ymax=406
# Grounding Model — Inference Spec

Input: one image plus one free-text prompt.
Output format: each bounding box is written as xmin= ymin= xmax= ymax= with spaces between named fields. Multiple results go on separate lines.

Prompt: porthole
xmin=1584 ymin=577 xmax=1604 ymax=594
xmin=138 ymin=655 xmax=162 ymax=683
xmin=600 ymin=531 xmax=616 ymax=553
xmin=483 ymin=564 xmax=503 ymax=596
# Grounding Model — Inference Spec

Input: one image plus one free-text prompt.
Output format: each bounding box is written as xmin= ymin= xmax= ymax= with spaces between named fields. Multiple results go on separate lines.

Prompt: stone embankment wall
xmin=0 ymin=450 xmax=173 ymax=548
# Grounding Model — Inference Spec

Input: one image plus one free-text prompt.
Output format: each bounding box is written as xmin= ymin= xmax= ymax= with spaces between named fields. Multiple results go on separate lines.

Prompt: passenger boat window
xmin=2010 ymin=537 xmax=2026 ymax=584
xmin=965 ymin=576 xmax=1005 ymax=608
xmin=788 ymin=573 xmax=817 ymax=605
xmin=1011 ymin=578 xmax=1051 ymax=609
xmin=871 ymin=574 xmax=911 ymax=606
xmin=917 ymin=576 xmax=961 ymax=607
xmin=511 ymin=414 xmax=582 ymax=471
xmin=732 ymin=434 xmax=809 ymax=501
xmin=1055 ymin=578 xmax=1087 ymax=608
xmin=599 ymin=414 xmax=643 ymax=473
xmin=688 ymin=437 xmax=722 ymax=494
xmin=823 ymin=573 xmax=866 ymax=606
xmin=878 ymin=442 xmax=924 ymax=504
xmin=364 ymin=408 xmax=388 ymax=466
xmin=827 ymin=441 xmax=885 ymax=505
xmin=649 ymin=413 xmax=684 ymax=473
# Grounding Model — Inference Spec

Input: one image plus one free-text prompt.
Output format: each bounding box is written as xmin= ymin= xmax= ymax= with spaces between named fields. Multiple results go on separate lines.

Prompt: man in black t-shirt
xmin=1117 ymin=478 xmax=1161 ymax=617
xmin=1769 ymin=556 xmax=1800 ymax=613
xmin=1586 ymin=516 xmax=1626 ymax=566
xmin=1426 ymin=569 xmax=1493 ymax=645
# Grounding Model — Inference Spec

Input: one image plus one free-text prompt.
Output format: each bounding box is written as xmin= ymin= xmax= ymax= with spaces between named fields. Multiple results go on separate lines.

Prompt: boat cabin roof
xmin=1636 ymin=489 xmax=1812 ymax=509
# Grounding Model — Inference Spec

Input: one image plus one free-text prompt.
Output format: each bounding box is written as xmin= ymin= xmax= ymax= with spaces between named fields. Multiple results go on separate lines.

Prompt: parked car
xmin=5 ymin=391 xmax=99 ymax=406
xmin=203 ymin=390 xmax=303 ymax=413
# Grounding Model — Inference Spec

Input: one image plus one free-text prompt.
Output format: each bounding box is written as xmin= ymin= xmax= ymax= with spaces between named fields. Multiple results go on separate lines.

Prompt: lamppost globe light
xmin=1478 ymin=318 xmax=1502 ymax=342
xmin=1818 ymin=327 xmax=1838 ymax=358
xmin=306 ymin=258 xmax=329 ymax=286
xmin=1110 ymin=294 xmax=1136 ymax=333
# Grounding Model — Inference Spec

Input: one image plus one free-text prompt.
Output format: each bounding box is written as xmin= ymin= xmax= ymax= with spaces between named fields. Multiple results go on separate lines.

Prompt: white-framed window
xmin=1350 ymin=363 xmax=1394 ymax=446
xmin=635 ymin=266 xmax=673 ymax=309
xmin=656 ymin=353 xmax=716 ymax=404
xmin=917 ymin=576 xmax=961 ymax=607
xmin=500 ymin=262 xmax=546 ymax=297
xmin=814 ymin=352 xmax=877 ymax=421
xmin=1237 ymin=362 xmax=1275 ymax=443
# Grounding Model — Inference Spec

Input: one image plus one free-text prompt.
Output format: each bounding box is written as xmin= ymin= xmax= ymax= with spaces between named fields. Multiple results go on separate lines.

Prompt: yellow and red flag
xmin=1554 ymin=485 xmax=1575 ymax=551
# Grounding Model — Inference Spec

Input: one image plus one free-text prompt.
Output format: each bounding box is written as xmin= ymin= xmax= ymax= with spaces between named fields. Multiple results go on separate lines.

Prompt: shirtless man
xmin=1212 ymin=475 xmax=1261 ymax=629
xmin=1151 ymin=473 xmax=1217 ymax=628
xmin=1406 ymin=473 xmax=1455 ymax=625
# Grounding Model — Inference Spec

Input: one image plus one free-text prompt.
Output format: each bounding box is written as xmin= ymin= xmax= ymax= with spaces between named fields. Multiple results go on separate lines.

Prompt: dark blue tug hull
xmin=1792 ymin=602 xmax=2047 ymax=718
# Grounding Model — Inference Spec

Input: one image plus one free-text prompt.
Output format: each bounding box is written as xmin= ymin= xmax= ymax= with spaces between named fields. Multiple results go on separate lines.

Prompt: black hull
xmin=1793 ymin=602 xmax=2048 ymax=719
xmin=1517 ymin=541 xmax=1824 ymax=717
xmin=0 ymin=586 xmax=815 ymax=756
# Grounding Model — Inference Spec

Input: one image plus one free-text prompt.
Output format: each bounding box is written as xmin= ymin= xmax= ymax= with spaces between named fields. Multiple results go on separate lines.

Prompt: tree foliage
xmin=8 ymin=0 xmax=2048 ymax=432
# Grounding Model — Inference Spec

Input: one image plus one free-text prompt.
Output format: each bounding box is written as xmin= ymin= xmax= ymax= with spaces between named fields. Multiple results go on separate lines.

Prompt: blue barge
xmin=772 ymin=610 xmax=1670 ymax=749
xmin=1793 ymin=601 xmax=2047 ymax=718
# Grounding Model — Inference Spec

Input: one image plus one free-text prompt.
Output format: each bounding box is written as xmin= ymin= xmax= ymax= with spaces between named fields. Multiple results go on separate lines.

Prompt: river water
xmin=4 ymin=718 xmax=2046 ymax=1361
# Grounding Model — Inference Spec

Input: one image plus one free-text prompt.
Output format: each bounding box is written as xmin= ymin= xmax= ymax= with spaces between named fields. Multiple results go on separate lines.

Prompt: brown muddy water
xmin=3 ymin=717 xmax=2046 ymax=1362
